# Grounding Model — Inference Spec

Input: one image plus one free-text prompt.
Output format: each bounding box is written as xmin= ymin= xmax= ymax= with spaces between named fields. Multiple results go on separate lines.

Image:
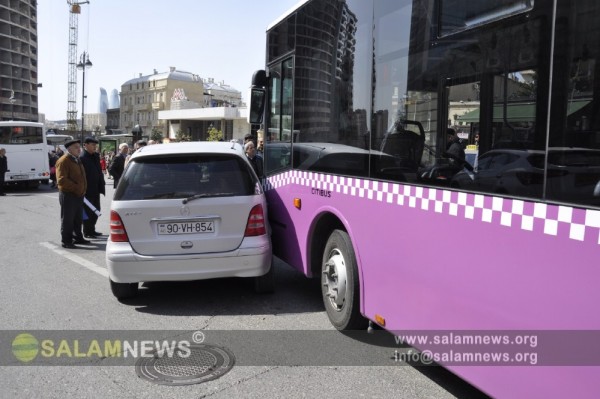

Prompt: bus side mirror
xmin=248 ymin=87 xmax=266 ymax=124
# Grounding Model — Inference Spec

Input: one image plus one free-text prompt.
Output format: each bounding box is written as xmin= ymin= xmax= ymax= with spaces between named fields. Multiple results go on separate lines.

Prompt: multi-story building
xmin=120 ymin=67 xmax=244 ymax=139
xmin=106 ymin=108 xmax=120 ymax=131
xmin=98 ymin=88 xmax=109 ymax=113
xmin=291 ymin=1 xmax=358 ymax=145
xmin=108 ymin=89 xmax=119 ymax=109
xmin=84 ymin=113 xmax=107 ymax=134
xmin=0 ymin=0 xmax=39 ymax=121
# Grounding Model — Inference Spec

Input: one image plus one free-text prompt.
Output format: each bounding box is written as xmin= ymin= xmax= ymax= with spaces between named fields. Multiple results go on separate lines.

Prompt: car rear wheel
xmin=254 ymin=259 xmax=275 ymax=294
xmin=110 ymin=279 xmax=138 ymax=299
xmin=321 ymin=229 xmax=367 ymax=330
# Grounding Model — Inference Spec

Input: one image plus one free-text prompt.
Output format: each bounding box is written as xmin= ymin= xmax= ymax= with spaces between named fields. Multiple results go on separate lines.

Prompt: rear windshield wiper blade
xmin=182 ymin=193 xmax=210 ymax=204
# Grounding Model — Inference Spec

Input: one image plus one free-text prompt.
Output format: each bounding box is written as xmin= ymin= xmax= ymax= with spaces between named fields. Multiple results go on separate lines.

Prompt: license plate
xmin=12 ymin=175 xmax=29 ymax=180
xmin=157 ymin=221 xmax=215 ymax=235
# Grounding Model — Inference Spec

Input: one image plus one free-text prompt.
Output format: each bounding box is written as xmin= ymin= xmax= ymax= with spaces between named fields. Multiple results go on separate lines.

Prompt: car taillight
xmin=110 ymin=211 xmax=129 ymax=242
xmin=244 ymin=204 xmax=266 ymax=236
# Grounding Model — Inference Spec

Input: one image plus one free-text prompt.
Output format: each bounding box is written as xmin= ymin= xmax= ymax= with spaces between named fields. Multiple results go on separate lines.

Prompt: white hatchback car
xmin=106 ymin=141 xmax=273 ymax=299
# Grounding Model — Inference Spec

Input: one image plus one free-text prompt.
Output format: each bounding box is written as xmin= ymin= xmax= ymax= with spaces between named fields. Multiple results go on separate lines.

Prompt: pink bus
xmin=249 ymin=0 xmax=600 ymax=397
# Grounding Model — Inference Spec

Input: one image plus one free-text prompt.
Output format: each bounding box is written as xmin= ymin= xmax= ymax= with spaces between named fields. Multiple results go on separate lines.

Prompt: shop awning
xmin=457 ymin=100 xmax=590 ymax=123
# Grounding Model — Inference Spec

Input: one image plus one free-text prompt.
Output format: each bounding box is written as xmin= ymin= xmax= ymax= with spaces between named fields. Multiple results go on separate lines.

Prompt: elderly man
xmin=80 ymin=137 xmax=105 ymax=238
xmin=245 ymin=141 xmax=263 ymax=177
xmin=124 ymin=139 xmax=147 ymax=168
xmin=55 ymin=139 xmax=88 ymax=248
xmin=108 ymin=143 xmax=129 ymax=188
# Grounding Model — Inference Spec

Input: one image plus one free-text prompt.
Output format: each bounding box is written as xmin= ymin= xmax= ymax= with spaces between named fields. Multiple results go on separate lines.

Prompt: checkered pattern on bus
xmin=263 ymin=170 xmax=600 ymax=245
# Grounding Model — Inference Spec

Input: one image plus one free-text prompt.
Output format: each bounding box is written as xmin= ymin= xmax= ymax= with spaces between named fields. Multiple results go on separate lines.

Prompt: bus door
xmin=433 ymin=1 xmax=550 ymax=198
xmin=265 ymin=58 xmax=293 ymax=174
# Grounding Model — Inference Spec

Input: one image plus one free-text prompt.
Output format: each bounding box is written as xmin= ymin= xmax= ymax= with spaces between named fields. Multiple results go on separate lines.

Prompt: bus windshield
xmin=0 ymin=125 xmax=43 ymax=145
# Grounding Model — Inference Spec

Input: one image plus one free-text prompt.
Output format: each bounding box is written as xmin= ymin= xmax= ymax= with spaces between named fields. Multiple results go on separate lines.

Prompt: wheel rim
xmin=322 ymin=248 xmax=348 ymax=311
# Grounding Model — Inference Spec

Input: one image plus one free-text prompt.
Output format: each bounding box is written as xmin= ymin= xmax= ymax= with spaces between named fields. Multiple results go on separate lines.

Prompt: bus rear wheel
xmin=321 ymin=229 xmax=367 ymax=330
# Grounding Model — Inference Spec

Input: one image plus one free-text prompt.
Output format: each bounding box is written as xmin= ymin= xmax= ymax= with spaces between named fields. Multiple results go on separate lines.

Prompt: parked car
xmin=451 ymin=147 xmax=600 ymax=205
xmin=290 ymin=142 xmax=415 ymax=182
xmin=106 ymin=141 xmax=273 ymax=299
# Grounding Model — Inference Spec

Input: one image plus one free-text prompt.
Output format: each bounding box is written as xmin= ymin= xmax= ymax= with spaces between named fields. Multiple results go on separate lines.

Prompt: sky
xmin=37 ymin=0 xmax=302 ymax=121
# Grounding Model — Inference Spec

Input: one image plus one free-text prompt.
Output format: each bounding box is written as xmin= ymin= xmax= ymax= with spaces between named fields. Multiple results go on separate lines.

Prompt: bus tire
xmin=321 ymin=229 xmax=367 ymax=330
xmin=110 ymin=279 xmax=138 ymax=300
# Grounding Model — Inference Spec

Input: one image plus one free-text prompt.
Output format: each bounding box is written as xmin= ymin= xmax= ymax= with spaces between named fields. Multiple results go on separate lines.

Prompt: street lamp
xmin=77 ymin=51 xmax=92 ymax=142
xmin=9 ymin=90 xmax=16 ymax=120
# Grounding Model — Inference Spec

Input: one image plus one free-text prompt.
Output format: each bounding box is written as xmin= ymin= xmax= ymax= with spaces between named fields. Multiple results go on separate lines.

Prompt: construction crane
xmin=66 ymin=1 xmax=90 ymax=131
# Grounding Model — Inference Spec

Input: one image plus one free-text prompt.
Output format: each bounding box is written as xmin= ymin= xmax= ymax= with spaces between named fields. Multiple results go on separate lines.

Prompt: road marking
xmin=40 ymin=241 xmax=108 ymax=278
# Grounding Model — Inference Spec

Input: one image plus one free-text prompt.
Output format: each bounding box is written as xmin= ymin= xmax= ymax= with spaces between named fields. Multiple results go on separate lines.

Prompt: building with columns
xmin=119 ymin=67 xmax=246 ymax=140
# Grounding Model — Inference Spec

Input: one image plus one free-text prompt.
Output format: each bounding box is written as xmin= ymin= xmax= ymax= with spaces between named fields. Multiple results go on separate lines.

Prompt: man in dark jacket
xmin=0 ymin=147 xmax=7 ymax=196
xmin=109 ymin=143 xmax=129 ymax=188
xmin=446 ymin=128 xmax=465 ymax=164
xmin=56 ymin=139 xmax=88 ymax=248
xmin=80 ymin=137 xmax=105 ymax=238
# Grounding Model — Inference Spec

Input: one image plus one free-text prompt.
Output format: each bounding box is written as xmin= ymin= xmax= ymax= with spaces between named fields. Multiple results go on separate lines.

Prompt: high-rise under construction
xmin=0 ymin=0 xmax=39 ymax=121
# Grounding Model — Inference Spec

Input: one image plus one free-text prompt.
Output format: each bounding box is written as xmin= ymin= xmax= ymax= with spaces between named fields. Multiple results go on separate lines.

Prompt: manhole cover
xmin=136 ymin=344 xmax=235 ymax=386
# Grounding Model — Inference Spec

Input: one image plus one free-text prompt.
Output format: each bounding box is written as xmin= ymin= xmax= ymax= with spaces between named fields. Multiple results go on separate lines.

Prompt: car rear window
xmin=114 ymin=154 xmax=258 ymax=201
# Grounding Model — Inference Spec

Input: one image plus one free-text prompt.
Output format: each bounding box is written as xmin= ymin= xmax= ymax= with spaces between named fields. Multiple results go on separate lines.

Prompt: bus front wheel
xmin=321 ymin=229 xmax=367 ymax=330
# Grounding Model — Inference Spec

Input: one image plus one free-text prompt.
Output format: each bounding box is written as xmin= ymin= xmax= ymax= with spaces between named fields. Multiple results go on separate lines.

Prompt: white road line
xmin=40 ymin=241 xmax=108 ymax=278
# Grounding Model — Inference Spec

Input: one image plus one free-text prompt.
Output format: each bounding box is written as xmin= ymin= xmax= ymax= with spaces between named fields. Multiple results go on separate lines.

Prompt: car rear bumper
xmin=106 ymin=236 xmax=272 ymax=283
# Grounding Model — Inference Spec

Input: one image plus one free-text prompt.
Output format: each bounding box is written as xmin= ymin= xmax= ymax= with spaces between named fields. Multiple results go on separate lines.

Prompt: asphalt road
xmin=0 ymin=181 xmax=489 ymax=399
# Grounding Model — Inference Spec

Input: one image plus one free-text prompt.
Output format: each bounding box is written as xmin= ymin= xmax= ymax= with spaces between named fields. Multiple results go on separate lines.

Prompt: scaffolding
xmin=66 ymin=1 xmax=89 ymax=131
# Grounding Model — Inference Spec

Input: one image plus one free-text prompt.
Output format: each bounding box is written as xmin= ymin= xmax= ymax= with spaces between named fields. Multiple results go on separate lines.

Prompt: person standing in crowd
xmin=100 ymin=151 xmax=107 ymax=178
xmin=80 ymin=137 xmax=105 ymax=238
xmin=0 ymin=148 xmax=7 ymax=196
xmin=49 ymin=150 xmax=59 ymax=188
xmin=245 ymin=141 xmax=263 ymax=178
xmin=124 ymin=139 xmax=147 ymax=168
xmin=105 ymin=151 xmax=113 ymax=179
xmin=55 ymin=139 xmax=88 ymax=248
xmin=446 ymin=128 xmax=465 ymax=163
xmin=244 ymin=133 xmax=254 ymax=147
xmin=109 ymin=143 xmax=128 ymax=188
xmin=257 ymin=137 xmax=264 ymax=158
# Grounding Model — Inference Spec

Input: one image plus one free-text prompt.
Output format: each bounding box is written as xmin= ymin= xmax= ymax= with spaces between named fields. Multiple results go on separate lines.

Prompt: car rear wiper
xmin=182 ymin=193 xmax=213 ymax=204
